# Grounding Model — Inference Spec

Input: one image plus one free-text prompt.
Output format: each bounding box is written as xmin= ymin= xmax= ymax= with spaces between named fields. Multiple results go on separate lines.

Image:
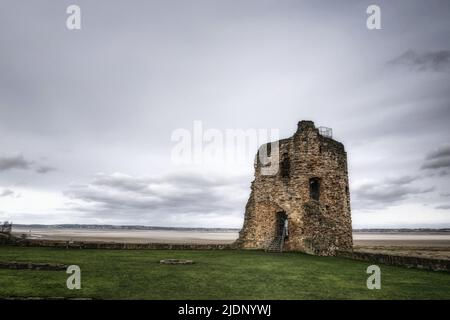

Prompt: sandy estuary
xmin=11 ymin=227 xmax=450 ymax=260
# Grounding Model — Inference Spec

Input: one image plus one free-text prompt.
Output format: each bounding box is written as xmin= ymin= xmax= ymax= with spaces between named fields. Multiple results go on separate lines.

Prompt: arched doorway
xmin=275 ymin=211 xmax=288 ymax=238
xmin=266 ymin=210 xmax=288 ymax=252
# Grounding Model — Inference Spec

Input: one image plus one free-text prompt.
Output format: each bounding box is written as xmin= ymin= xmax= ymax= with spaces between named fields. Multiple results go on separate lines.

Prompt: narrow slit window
xmin=309 ymin=178 xmax=320 ymax=201
xmin=280 ymin=154 xmax=290 ymax=178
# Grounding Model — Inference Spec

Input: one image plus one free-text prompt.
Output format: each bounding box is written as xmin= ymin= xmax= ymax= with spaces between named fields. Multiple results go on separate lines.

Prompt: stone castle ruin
xmin=237 ymin=121 xmax=353 ymax=256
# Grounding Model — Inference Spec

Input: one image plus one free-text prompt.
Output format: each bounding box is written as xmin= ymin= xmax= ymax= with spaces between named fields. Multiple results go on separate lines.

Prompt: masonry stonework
xmin=237 ymin=121 xmax=353 ymax=255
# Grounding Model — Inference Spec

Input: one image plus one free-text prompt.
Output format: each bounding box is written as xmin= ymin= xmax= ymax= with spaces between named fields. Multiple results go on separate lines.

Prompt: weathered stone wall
xmin=337 ymin=250 xmax=450 ymax=272
xmin=0 ymin=233 xmax=14 ymax=245
xmin=237 ymin=121 xmax=353 ymax=255
xmin=0 ymin=261 xmax=68 ymax=271
xmin=10 ymin=239 xmax=236 ymax=250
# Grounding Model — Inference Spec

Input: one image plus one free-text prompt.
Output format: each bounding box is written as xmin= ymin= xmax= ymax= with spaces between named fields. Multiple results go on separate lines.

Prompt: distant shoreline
xmin=10 ymin=224 xmax=450 ymax=233
xmin=12 ymin=224 xmax=240 ymax=233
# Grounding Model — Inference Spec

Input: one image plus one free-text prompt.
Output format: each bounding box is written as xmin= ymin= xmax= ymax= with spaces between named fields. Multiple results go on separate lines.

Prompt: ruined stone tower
xmin=237 ymin=121 xmax=353 ymax=256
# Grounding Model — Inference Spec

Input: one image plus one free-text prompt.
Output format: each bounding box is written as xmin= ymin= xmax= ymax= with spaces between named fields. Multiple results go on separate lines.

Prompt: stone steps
xmin=266 ymin=236 xmax=284 ymax=253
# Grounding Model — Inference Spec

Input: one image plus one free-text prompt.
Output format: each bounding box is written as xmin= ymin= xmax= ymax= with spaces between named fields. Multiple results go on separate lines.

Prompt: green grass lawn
xmin=0 ymin=246 xmax=448 ymax=299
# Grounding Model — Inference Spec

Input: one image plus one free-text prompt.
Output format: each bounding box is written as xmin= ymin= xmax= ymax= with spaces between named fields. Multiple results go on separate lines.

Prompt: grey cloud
xmin=352 ymin=175 xmax=433 ymax=210
xmin=436 ymin=204 xmax=450 ymax=210
xmin=426 ymin=145 xmax=450 ymax=160
xmin=388 ymin=50 xmax=450 ymax=72
xmin=422 ymin=145 xmax=450 ymax=170
xmin=0 ymin=189 xmax=15 ymax=197
xmin=92 ymin=172 xmax=245 ymax=194
xmin=422 ymin=158 xmax=450 ymax=170
xmin=0 ymin=153 xmax=56 ymax=174
xmin=35 ymin=166 xmax=57 ymax=174
xmin=64 ymin=171 xmax=249 ymax=223
xmin=384 ymin=175 xmax=419 ymax=185
xmin=0 ymin=154 xmax=31 ymax=171
xmin=92 ymin=174 xmax=150 ymax=193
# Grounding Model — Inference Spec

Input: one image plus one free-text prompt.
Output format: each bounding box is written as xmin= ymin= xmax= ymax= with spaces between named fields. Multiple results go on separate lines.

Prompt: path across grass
xmin=0 ymin=246 xmax=448 ymax=299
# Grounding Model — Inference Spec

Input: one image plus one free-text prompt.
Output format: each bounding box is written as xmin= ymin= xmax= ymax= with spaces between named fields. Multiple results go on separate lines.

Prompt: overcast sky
xmin=1 ymin=0 xmax=450 ymax=228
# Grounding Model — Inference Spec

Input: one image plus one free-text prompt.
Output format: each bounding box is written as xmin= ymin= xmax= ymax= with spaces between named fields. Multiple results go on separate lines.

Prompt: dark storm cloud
xmin=422 ymin=145 xmax=450 ymax=170
xmin=388 ymin=50 xmax=450 ymax=72
xmin=352 ymin=175 xmax=434 ymax=210
xmin=0 ymin=154 xmax=31 ymax=171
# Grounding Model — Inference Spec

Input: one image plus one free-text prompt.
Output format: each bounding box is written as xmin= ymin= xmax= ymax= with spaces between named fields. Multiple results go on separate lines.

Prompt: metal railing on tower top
xmin=318 ymin=126 xmax=333 ymax=139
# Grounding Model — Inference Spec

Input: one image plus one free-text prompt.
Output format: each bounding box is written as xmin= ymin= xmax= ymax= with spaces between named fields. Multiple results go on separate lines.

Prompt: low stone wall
xmin=0 ymin=261 xmax=68 ymax=271
xmin=12 ymin=239 xmax=237 ymax=250
xmin=337 ymin=250 xmax=449 ymax=272
xmin=0 ymin=234 xmax=12 ymax=245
